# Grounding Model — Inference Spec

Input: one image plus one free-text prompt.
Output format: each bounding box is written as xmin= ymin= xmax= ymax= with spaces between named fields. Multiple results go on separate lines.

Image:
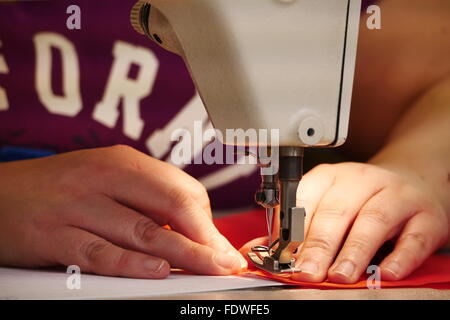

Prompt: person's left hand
xmin=241 ymin=162 xmax=448 ymax=283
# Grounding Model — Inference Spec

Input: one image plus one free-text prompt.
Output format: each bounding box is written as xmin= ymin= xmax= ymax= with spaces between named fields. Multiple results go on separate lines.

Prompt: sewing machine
xmin=130 ymin=0 xmax=362 ymax=274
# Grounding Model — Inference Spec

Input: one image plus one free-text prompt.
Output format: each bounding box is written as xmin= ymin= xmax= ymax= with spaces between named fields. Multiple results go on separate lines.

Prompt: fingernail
xmin=384 ymin=261 xmax=401 ymax=277
xmin=214 ymin=252 xmax=239 ymax=270
xmin=144 ymin=259 xmax=165 ymax=273
xmin=229 ymin=251 xmax=248 ymax=270
xmin=298 ymin=261 xmax=319 ymax=274
xmin=239 ymin=256 xmax=248 ymax=270
xmin=333 ymin=260 xmax=355 ymax=278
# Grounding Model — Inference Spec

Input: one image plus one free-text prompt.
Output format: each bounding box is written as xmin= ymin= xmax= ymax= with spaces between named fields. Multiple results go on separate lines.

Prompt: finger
xmin=293 ymin=166 xmax=387 ymax=282
xmin=50 ymin=227 xmax=170 ymax=279
xmin=145 ymin=225 xmax=245 ymax=275
xmin=297 ymin=164 xmax=336 ymax=233
xmin=328 ymin=186 xmax=419 ymax=284
xmin=379 ymin=211 xmax=447 ymax=281
xmin=99 ymin=149 xmax=235 ymax=255
xmin=71 ymin=195 xmax=246 ymax=275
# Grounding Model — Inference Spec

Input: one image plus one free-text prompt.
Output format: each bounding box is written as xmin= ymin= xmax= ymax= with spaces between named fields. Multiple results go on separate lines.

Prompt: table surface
xmin=150 ymin=287 xmax=450 ymax=300
xmin=203 ymin=214 xmax=450 ymax=301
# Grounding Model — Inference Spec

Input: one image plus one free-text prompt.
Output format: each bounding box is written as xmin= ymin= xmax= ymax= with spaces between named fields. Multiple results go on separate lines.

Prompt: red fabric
xmin=214 ymin=209 xmax=450 ymax=289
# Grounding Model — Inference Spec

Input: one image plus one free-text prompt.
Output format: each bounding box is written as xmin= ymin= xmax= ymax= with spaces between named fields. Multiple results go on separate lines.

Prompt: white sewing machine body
xmin=133 ymin=0 xmax=362 ymax=147
xmin=131 ymin=0 xmax=362 ymax=274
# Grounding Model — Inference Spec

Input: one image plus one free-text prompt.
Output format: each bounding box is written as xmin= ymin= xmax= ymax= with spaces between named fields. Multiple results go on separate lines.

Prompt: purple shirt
xmin=0 ymin=0 xmax=264 ymax=210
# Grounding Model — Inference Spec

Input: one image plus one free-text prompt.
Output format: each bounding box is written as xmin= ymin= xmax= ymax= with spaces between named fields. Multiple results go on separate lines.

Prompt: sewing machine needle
xmin=266 ymin=207 xmax=274 ymax=247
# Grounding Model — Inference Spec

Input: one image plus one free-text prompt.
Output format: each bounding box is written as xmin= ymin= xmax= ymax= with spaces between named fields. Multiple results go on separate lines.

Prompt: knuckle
xmin=109 ymin=144 xmax=138 ymax=156
xmin=359 ymin=207 xmax=390 ymax=226
xmin=380 ymin=169 xmax=402 ymax=185
xmin=345 ymin=162 xmax=377 ymax=178
xmin=203 ymin=230 xmax=223 ymax=247
xmin=116 ymin=251 xmax=132 ymax=271
xmin=191 ymin=181 xmax=209 ymax=201
xmin=354 ymin=163 xmax=372 ymax=176
xmin=108 ymin=145 xmax=143 ymax=172
xmin=312 ymin=163 xmax=335 ymax=175
xmin=175 ymin=174 xmax=210 ymax=206
xmin=340 ymin=162 xmax=378 ymax=178
xmin=80 ymin=239 xmax=110 ymax=264
xmin=303 ymin=236 xmax=334 ymax=255
xmin=191 ymin=183 xmax=211 ymax=212
xmin=134 ymin=218 xmax=161 ymax=244
xmin=167 ymin=187 xmax=194 ymax=211
xmin=390 ymin=181 xmax=412 ymax=196
xmin=396 ymin=247 xmax=421 ymax=268
xmin=400 ymin=232 xmax=429 ymax=251
xmin=344 ymin=234 xmax=371 ymax=255
xmin=316 ymin=207 xmax=347 ymax=218
xmin=187 ymin=243 xmax=204 ymax=261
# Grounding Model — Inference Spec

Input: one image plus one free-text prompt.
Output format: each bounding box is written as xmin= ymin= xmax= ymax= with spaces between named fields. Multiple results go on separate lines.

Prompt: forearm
xmin=370 ymin=76 xmax=450 ymax=245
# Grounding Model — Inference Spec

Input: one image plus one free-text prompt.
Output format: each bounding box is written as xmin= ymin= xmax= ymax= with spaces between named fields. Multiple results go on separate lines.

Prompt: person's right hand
xmin=0 ymin=145 xmax=247 ymax=278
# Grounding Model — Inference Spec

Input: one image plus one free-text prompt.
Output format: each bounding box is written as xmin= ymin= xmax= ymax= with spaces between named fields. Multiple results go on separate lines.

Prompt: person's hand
xmin=0 ymin=145 xmax=247 ymax=278
xmin=241 ymin=162 xmax=448 ymax=283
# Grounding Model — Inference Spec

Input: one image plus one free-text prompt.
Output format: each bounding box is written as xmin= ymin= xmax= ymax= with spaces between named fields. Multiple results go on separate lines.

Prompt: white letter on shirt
xmin=34 ymin=32 xmax=82 ymax=117
xmin=93 ymin=41 xmax=158 ymax=141
xmin=145 ymin=94 xmax=210 ymax=166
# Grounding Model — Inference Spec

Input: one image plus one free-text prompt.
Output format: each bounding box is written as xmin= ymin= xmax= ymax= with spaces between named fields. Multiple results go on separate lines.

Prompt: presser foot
xmin=247 ymin=244 xmax=301 ymax=274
